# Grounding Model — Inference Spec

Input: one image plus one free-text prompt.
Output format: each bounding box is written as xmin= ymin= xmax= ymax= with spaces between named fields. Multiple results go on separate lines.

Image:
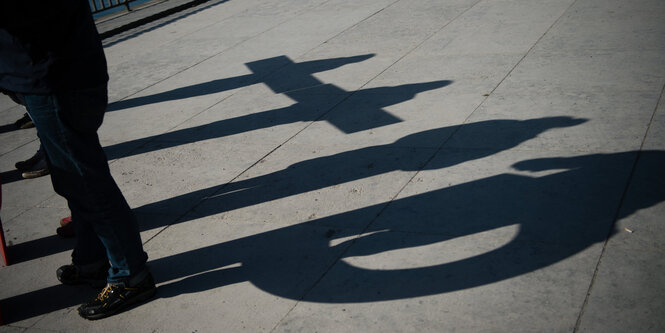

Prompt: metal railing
xmin=89 ymin=0 xmax=134 ymax=14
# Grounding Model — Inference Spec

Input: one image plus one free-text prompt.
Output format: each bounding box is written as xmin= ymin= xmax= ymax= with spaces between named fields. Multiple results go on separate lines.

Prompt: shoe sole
xmin=79 ymin=287 xmax=157 ymax=320
xmin=19 ymin=122 xmax=35 ymax=129
xmin=22 ymin=169 xmax=49 ymax=179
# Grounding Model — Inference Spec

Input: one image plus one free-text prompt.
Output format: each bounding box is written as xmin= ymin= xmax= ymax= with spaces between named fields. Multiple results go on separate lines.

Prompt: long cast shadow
xmin=149 ymin=150 xmax=665 ymax=303
xmin=104 ymin=80 xmax=451 ymax=160
xmin=0 ymin=169 xmax=23 ymax=185
xmin=104 ymin=54 xmax=454 ymax=160
xmin=137 ymin=116 xmax=585 ymax=217
xmin=0 ymin=123 xmax=18 ymax=135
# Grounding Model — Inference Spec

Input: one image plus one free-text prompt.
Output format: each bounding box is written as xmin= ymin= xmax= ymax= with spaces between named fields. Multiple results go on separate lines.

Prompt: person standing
xmin=0 ymin=1 xmax=155 ymax=319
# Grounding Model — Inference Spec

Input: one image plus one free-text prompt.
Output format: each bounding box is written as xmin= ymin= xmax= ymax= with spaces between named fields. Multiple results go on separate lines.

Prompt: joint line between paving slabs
xmin=573 ymin=81 xmax=665 ymax=332
xmin=484 ymin=0 xmax=581 ymax=97
xmin=140 ymin=141 xmax=285 ymax=244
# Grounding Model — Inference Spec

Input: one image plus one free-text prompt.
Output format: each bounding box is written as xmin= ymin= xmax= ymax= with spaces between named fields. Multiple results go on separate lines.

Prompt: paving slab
xmin=0 ymin=95 xmax=18 ymax=114
xmin=189 ymin=143 xmax=436 ymax=230
xmin=576 ymin=121 xmax=665 ymax=332
xmin=113 ymin=139 xmax=278 ymax=216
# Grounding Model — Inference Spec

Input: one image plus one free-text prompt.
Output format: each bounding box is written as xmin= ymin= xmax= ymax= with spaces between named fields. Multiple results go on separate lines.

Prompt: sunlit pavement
xmin=1 ymin=0 xmax=664 ymax=331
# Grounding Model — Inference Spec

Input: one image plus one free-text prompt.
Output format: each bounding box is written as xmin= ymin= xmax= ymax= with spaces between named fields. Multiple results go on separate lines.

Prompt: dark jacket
xmin=0 ymin=1 xmax=108 ymax=94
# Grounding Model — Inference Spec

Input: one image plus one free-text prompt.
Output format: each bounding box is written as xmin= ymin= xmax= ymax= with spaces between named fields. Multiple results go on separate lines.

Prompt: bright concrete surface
xmin=1 ymin=0 xmax=664 ymax=331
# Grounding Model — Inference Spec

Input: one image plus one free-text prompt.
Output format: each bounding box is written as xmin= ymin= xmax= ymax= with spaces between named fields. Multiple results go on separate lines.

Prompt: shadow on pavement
xmin=103 ymin=54 xmax=452 ymax=159
xmin=137 ymin=116 xmax=587 ymax=216
xmin=106 ymin=54 xmax=375 ymax=112
xmin=0 ymin=123 xmax=17 ymax=135
xmin=0 ymin=169 xmax=23 ymax=185
xmin=151 ymin=149 xmax=665 ymax=302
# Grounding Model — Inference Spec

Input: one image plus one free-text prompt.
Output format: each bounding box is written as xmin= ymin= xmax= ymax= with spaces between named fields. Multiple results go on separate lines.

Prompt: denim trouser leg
xmin=21 ymin=87 xmax=147 ymax=283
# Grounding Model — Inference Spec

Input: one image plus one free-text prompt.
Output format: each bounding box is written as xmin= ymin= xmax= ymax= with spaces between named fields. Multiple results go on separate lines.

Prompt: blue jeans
xmin=21 ymin=86 xmax=147 ymax=283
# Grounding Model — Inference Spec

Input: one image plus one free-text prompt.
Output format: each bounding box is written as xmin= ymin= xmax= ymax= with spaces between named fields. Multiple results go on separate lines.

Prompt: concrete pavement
xmin=1 ymin=0 xmax=664 ymax=331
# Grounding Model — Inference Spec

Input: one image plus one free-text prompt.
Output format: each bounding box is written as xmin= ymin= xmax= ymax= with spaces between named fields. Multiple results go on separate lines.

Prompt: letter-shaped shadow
xmin=149 ymin=150 xmax=665 ymax=303
xmin=4 ymin=149 xmax=664 ymax=322
xmin=103 ymin=54 xmax=452 ymax=159
xmin=104 ymin=80 xmax=451 ymax=160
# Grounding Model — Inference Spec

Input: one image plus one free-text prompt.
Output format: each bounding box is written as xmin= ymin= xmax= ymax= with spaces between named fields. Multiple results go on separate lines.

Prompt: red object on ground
xmin=60 ymin=216 xmax=72 ymax=227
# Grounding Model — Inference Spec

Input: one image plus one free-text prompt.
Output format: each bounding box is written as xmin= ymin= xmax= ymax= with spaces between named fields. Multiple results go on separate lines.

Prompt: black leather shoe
xmin=78 ymin=273 xmax=156 ymax=320
xmin=15 ymin=149 xmax=45 ymax=171
xmin=56 ymin=262 xmax=110 ymax=288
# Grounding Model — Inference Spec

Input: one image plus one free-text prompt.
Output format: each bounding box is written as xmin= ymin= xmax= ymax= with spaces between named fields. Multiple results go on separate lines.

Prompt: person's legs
xmin=9 ymin=94 xmax=49 ymax=178
xmin=21 ymin=86 xmax=148 ymax=284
